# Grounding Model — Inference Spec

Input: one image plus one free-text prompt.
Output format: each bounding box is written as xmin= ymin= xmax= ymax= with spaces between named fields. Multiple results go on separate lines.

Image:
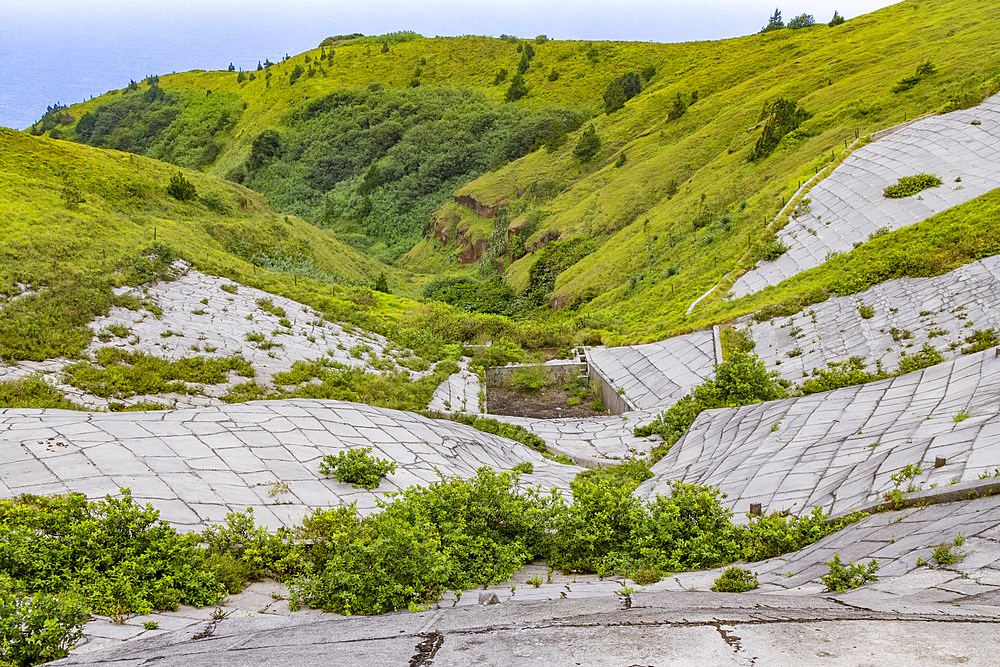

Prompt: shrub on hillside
xmin=883 ymin=174 xmax=942 ymax=198
xmin=573 ymin=125 xmax=600 ymax=161
xmin=787 ymin=13 xmax=815 ymax=29
xmin=0 ymin=584 xmax=88 ymax=666
xmin=635 ymin=353 xmax=786 ymax=462
xmin=711 ymin=567 xmax=759 ymax=592
xmin=828 ymin=11 xmax=845 ymax=26
xmin=748 ymin=98 xmax=812 ymax=162
xmin=603 ymin=72 xmax=641 ymax=114
xmin=318 ymin=447 xmax=397 ymax=489
xmin=166 ymin=172 xmax=197 ymax=201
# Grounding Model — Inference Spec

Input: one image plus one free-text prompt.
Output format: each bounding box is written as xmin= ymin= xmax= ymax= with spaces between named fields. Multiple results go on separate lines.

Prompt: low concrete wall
xmin=485 ymin=360 xmax=587 ymax=387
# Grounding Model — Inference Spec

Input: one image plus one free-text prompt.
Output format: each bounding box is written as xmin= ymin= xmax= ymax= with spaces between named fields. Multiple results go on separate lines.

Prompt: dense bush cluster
xmin=882 ymin=173 xmax=942 ymax=198
xmin=319 ymin=448 xmax=398 ymax=489
xmin=748 ymin=98 xmax=812 ymax=162
xmin=421 ymin=277 xmax=517 ymax=316
xmin=73 ymin=85 xmax=243 ymax=170
xmin=233 ymin=86 xmax=581 ymax=260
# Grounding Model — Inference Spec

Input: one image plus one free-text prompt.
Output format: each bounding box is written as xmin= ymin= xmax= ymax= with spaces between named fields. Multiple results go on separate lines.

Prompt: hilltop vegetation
xmin=20 ymin=0 xmax=1000 ymax=349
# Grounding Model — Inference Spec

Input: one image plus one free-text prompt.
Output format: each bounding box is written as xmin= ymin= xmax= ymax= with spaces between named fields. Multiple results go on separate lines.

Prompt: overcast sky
xmin=1 ymin=0 xmax=899 ymax=129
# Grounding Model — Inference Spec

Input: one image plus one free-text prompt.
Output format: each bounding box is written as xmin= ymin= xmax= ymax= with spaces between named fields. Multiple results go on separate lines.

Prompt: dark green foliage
xmin=547 ymin=68 xmax=560 ymax=81
xmin=573 ymin=124 xmax=600 ymax=161
xmin=748 ymin=98 xmax=812 ymax=162
xmin=506 ymin=73 xmax=529 ymax=101
xmin=200 ymin=509 xmax=292 ymax=591
xmin=493 ymin=68 xmax=508 ymax=85
xmin=29 ymin=104 xmax=74 ymax=135
xmin=615 ymin=152 xmax=627 ymax=167
xmin=711 ymin=567 xmax=759 ymax=592
xmin=787 ymin=13 xmax=816 ymax=29
xmin=63 ymin=349 xmax=255 ymax=399
xmin=422 ymin=277 xmax=517 ymax=316
xmin=760 ymin=8 xmax=784 ymax=32
xmin=200 ymin=191 xmax=231 ymax=215
xmin=883 ymin=173 xmax=942 ymax=198
xmin=829 ymin=11 xmax=845 ymax=26
xmin=238 ymin=87 xmax=578 ymax=260
xmin=318 ymin=448 xmax=397 ymax=489
xmin=892 ymin=61 xmax=937 ymax=93
xmin=517 ymin=52 xmax=530 ymax=75
xmin=523 ymin=238 xmax=598 ymax=306
xmin=0 ymin=490 xmax=226 ymax=617
xmin=166 ymin=172 xmax=197 ymax=201
xmin=0 ymin=584 xmax=88 ymax=666
xmin=635 ymin=353 xmax=786 ymax=462
xmin=603 ymin=72 xmax=641 ymax=114
xmin=667 ymin=93 xmax=687 ymax=121
xmin=73 ymin=86 xmax=242 ymax=170
xmin=961 ymin=329 xmax=999 ymax=354
xmin=821 ymin=555 xmax=879 ymax=592
xmin=373 ymin=272 xmax=390 ymax=293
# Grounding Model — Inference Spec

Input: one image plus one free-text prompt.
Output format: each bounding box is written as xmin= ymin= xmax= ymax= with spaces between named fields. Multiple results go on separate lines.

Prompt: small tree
xmin=760 ymin=8 xmax=784 ymax=32
xmin=506 ymin=73 xmax=528 ymax=102
xmin=228 ymin=63 xmax=235 ymax=72
xmin=828 ymin=10 xmax=845 ymax=26
xmin=237 ymin=71 xmax=247 ymax=83
xmin=668 ymin=92 xmax=687 ymax=121
xmin=517 ymin=52 xmax=530 ymax=74
xmin=166 ymin=172 xmax=197 ymax=201
xmin=788 ymin=13 xmax=815 ymax=29
xmin=573 ymin=125 xmax=600 ymax=161
xmin=373 ymin=272 xmax=390 ymax=293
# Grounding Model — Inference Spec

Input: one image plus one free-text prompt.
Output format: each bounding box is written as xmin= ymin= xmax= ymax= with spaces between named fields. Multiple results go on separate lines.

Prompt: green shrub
xmin=0 ymin=490 xmax=225 ymax=617
xmin=0 ymin=377 xmax=82 ymax=410
xmin=318 ymin=447 xmax=397 ymax=489
xmin=166 ymin=172 xmax=197 ymax=201
xmin=0 ymin=584 xmax=88 ymax=666
xmin=883 ymin=174 xmax=942 ymax=198
xmin=787 ymin=13 xmax=815 ymax=29
xmin=509 ymin=365 xmax=547 ymax=393
xmin=739 ymin=508 xmax=863 ymax=561
xmin=892 ymin=61 xmax=937 ymax=93
xmin=759 ymin=237 xmax=789 ymax=262
xmin=603 ymin=72 xmax=641 ymax=114
xmin=858 ymin=304 xmax=874 ymax=318
xmin=897 ymin=344 xmax=943 ymax=374
xmin=289 ymin=468 xmax=557 ymax=615
xmin=961 ymin=329 xmax=999 ymax=354
xmin=63 ymin=351 xmax=255 ymax=399
xmin=821 ymin=555 xmax=879 ymax=592
xmin=711 ymin=567 xmax=759 ymax=592
xmin=201 ymin=509 xmax=292 ymax=590
xmin=748 ymin=98 xmax=811 ymax=162
xmin=573 ymin=125 xmax=600 ymax=161
xmin=828 ymin=11 xmax=845 ymax=26
xmin=200 ymin=191 xmax=231 ymax=215
xmin=636 ymin=353 xmax=785 ymax=462
xmin=799 ymin=357 xmax=888 ymax=395
xmin=444 ymin=413 xmax=551 ymax=457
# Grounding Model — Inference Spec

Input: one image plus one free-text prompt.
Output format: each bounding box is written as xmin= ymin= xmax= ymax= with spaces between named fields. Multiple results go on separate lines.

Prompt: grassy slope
xmin=55 ymin=36 xmax=673 ymax=179
xmin=33 ymin=0 xmax=1000 ymax=345
xmin=0 ymin=127 xmax=416 ymax=324
xmin=418 ymin=0 xmax=1000 ymax=341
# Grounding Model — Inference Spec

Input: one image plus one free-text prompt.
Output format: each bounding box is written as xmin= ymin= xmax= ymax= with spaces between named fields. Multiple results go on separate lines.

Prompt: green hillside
xmin=25 ymin=0 xmax=1000 ymax=346
xmin=0 ymin=128 xmax=410 ymax=363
